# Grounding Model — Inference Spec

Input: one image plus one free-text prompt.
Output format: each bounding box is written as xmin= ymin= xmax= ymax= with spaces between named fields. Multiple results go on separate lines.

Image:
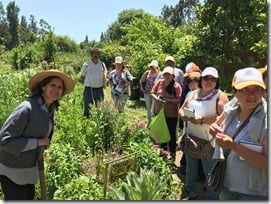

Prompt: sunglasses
xmin=202 ymin=76 xmax=217 ymax=82
xmin=186 ymin=77 xmax=200 ymax=83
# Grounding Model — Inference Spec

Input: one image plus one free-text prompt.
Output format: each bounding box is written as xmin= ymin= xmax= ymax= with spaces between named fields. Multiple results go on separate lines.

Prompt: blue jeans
xmin=219 ymin=187 xmax=267 ymax=200
xmin=143 ymin=93 xmax=153 ymax=123
xmin=83 ymin=87 xmax=104 ymax=117
xmin=185 ymin=148 xmax=218 ymax=200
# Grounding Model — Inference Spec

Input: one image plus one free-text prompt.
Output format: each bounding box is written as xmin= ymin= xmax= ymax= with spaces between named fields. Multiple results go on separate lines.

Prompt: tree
xmin=27 ymin=15 xmax=38 ymax=43
xmin=19 ymin=15 xmax=29 ymax=44
xmin=103 ymin=9 xmax=145 ymax=42
xmin=193 ymin=0 xmax=267 ymax=69
xmin=0 ymin=1 xmax=10 ymax=47
xmin=6 ymin=1 xmax=20 ymax=49
xmin=161 ymin=0 xmax=200 ymax=28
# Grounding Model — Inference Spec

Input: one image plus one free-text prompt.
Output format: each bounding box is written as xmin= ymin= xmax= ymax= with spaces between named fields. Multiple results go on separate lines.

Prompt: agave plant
xmin=110 ymin=168 xmax=165 ymax=200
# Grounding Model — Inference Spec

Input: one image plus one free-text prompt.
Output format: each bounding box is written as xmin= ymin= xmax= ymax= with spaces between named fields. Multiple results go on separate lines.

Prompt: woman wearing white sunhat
xmin=107 ymin=56 xmax=134 ymax=113
xmin=179 ymin=67 xmax=229 ymax=200
xmin=140 ymin=60 xmax=160 ymax=124
xmin=210 ymin=67 xmax=267 ymax=200
xmin=0 ymin=69 xmax=75 ymax=200
xmin=151 ymin=66 xmax=182 ymax=160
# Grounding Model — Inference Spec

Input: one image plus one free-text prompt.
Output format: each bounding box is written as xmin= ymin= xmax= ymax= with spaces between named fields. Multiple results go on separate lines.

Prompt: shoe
xmin=182 ymin=191 xmax=198 ymax=200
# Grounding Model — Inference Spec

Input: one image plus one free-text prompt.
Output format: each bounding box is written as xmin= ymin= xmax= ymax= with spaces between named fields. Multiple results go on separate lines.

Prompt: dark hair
xmin=165 ymin=79 xmax=176 ymax=96
xmin=31 ymin=76 xmax=63 ymax=109
xmin=198 ymin=77 xmax=220 ymax=89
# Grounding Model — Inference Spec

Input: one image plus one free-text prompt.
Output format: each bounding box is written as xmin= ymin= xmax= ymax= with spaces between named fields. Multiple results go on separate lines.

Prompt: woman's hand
xmin=209 ymin=122 xmax=222 ymax=137
xmin=189 ymin=115 xmax=202 ymax=125
xmin=215 ymin=133 xmax=234 ymax=149
xmin=38 ymin=137 xmax=50 ymax=148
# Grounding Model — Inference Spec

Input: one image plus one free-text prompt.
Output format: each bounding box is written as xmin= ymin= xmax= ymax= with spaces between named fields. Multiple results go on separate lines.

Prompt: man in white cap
xmin=80 ymin=47 xmax=108 ymax=117
xmin=155 ymin=56 xmax=184 ymax=87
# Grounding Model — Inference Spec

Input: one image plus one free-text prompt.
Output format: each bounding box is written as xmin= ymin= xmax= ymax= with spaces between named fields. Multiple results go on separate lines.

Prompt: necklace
xmin=195 ymin=89 xmax=218 ymax=101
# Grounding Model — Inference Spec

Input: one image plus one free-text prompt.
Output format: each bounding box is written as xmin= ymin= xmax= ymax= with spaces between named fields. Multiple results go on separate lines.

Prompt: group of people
xmin=140 ymin=56 xmax=267 ymax=200
xmin=0 ymin=46 xmax=267 ymax=201
xmin=80 ymin=48 xmax=134 ymax=115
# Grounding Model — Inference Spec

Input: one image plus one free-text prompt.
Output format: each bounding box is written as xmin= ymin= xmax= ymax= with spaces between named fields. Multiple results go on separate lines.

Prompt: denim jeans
xmin=143 ymin=93 xmax=153 ymax=123
xmin=83 ymin=87 xmax=104 ymax=117
xmin=219 ymin=187 xmax=267 ymax=200
xmin=185 ymin=148 xmax=218 ymax=200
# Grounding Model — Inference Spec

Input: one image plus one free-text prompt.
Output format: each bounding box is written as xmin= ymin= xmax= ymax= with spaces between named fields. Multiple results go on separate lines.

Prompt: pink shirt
xmin=151 ymin=79 xmax=182 ymax=117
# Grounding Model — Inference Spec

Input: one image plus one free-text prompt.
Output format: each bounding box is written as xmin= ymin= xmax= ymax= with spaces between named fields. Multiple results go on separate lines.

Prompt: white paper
xmin=183 ymin=107 xmax=195 ymax=118
xmin=239 ymin=141 xmax=263 ymax=160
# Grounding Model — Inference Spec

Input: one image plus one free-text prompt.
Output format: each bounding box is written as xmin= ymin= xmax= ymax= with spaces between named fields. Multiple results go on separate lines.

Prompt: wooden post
xmin=38 ymin=148 xmax=47 ymax=200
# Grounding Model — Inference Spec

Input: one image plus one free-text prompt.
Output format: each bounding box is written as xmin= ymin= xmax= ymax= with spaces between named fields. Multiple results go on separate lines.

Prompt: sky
xmin=1 ymin=0 xmax=180 ymax=43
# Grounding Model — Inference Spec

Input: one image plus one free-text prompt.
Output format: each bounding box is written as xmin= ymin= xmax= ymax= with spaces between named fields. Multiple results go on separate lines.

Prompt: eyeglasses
xmin=238 ymin=87 xmax=265 ymax=95
xmin=186 ymin=77 xmax=200 ymax=83
xmin=202 ymin=76 xmax=217 ymax=82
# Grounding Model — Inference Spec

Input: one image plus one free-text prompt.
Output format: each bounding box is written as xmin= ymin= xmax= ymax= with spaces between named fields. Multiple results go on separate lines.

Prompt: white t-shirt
xmin=80 ymin=60 xmax=107 ymax=88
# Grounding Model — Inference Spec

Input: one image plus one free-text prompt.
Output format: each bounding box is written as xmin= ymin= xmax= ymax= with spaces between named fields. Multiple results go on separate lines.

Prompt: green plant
xmin=110 ymin=168 xmax=165 ymax=200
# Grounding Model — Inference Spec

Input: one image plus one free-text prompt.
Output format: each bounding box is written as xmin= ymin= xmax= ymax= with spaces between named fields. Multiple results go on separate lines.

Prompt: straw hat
xmin=148 ymin=60 xmax=159 ymax=68
xmin=165 ymin=56 xmax=175 ymax=64
xmin=28 ymin=69 xmax=75 ymax=95
xmin=183 ymin=62 xmax=201 ymax=77
xmin=232 ymin=67 xmax=266 ymax=90
xmin=88 ymin=47 xmax=103 ymax=55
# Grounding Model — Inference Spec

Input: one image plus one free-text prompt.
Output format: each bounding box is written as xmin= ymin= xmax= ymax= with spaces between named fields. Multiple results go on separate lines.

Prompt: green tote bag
xmin=148 ymin=107 xmax=170 ymax=144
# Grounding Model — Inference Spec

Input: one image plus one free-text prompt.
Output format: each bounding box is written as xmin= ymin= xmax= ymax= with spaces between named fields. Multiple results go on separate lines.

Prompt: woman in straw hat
xmin=210 ymin=67 xmax=267 ymax=200
xmin=0 ymin=69 xmax=75 ymax=200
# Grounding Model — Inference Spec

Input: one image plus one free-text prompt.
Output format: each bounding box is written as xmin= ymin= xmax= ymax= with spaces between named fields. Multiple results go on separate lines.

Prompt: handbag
xmin=207 ymin=109 xmax=255 ymax=193
xmin=148 ymin=107 xmax=170 ymax=144
xmin=180 ymin=122 xmax=213 ymax=160
xmin=180 ymin=132 xmax=213 ymax=160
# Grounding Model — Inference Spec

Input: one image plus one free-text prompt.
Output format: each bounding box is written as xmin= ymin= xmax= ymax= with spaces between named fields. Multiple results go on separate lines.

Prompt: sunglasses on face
xmin=186 ymin=77 xmax=200 ymax=83
xmin=202 ymin=76 xmax=217 ymax=82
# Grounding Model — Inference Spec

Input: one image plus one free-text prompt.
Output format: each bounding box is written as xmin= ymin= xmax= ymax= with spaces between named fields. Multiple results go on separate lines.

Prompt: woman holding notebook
xmin=210 ymin=67 xmax=268 ymax=200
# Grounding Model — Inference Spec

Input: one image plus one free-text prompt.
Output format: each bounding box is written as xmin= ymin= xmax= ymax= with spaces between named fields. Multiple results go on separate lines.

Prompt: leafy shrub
xmin=110 ymin=168 xmax=166 ymax=200
xmin=53 ymin=175 xmax=104 ymax=200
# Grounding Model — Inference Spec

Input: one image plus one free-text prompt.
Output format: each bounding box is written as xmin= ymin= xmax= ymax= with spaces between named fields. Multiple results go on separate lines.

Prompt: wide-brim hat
xmin=184 ymin=62 xmax=201 ymax=77
xmin=88 ymin=47 xmax=103 ymax=55
xmin=186 ymin=72 xmax=201 ymax=78
xmin=28 ymin=69 xmax=75 ymax=96
xmin=165 ymin=56 xmax=175 ymax=64
xmin=232 ymin=67 xmax=266 ymax=90
xmin=148 ymin=60 xmax=159 ymax=68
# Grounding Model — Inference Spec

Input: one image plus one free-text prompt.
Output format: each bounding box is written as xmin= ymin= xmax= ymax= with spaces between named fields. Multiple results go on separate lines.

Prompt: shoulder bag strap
xmin=224 ymin=105 xmax=259 ymax=158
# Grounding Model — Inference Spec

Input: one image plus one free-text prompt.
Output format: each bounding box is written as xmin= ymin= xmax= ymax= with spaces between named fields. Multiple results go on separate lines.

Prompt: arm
xmin=215 ymin=133 xmax=268 ymax=169
xmin=0 ymin=101 xmax=36 ymax=156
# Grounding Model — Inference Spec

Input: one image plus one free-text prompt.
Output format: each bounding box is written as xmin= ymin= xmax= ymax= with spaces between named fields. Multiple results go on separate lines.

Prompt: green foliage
xmin=55 ymin=35 xmax=79 ymax=53
xmin=40 ymin=31 xmax=57 ymax=62
xmin=44 ymin=143 xmax=84 ymax=199
xmin=110 ymin=168 xmax=165 ymax=200
xmin=11 ymin=43 xmax=41 ymax=69
xmin=53 ymin=175 xmax=104 ymax=200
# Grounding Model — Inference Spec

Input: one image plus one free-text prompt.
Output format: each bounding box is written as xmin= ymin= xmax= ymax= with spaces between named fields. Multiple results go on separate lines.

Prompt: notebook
xmin=239 ymin=140 xmax=263 ymax=160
